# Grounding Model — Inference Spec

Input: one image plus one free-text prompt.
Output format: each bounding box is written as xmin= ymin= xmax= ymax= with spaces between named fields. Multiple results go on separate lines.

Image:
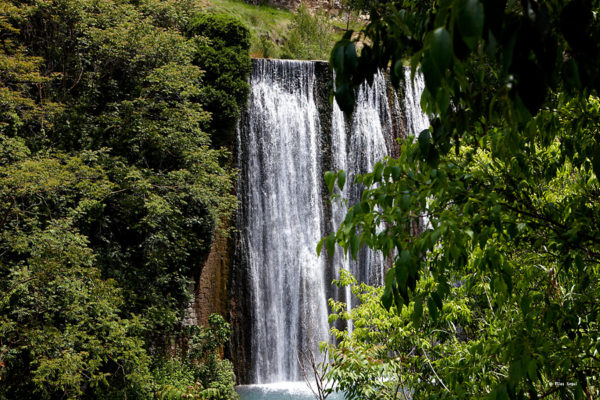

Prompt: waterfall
xmin=239 ymin=60 xmax=329 ymax=383
xmin=403 ymin=68 xmax=429 ymax=136
xmin=237 ymin=59 xmax=426 ymax=384
xmin=330 ymin=71 xmax=395 ymax=331
xmin=402 ymin=69 xmax=430 ymax=230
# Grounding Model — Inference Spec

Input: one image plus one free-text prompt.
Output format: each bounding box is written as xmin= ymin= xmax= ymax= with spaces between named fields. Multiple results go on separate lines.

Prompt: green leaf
xmin=361 ymin=200 xmax=370 ymax=213
xmin=495 ymin=385 xmax=509 ymax=400
xmin=502 ymin=261 xmax=513 ymax=294
xmin=421 ymin=54 xmax=442 ymax=93
xmin=427 ymin=296 xmax=439 ymax=321
xmin=324 ymin=170 xmax=336 ymax=194
xmin=396 ymin=260 xmax=409 ymax=289
xmin=326 ymin=233 xmax=336 ymax=256
xmin=457 ymin=0 xmax=484 ymax=49
xmin=344 ymin=42 xmax=358 ymax=73
xmin=316 ymin=237 xmax=325 ymax=256
xmin=436 ymin=87 xmax=451 ymax=114
xmin=400 ymin=194 xmax=411 ymax=210
xmin=418 ymin=129 xmax=432 ymax=157
xmin=431 ymin=290 xmax=443 ymax=309
xmin=335 ymin=83 xmax=355 ymax=113
xmin=385 ymin=267 xmax=396 ymax=287
xmin=350 ymin=234 xmax=359 ymax=260
xmin=393 ymin=60 xmax=404 ymax=81
xmin=430 ymin=27 xmax=451 ymax=71
xmin=412 ymin=296 xmax=423 ymax=326
xmin=337 ymin=170 xmax=346 ymax=190
xmin=382 ymin=283 xmax=394 ymax=309
xmin=526 ymin=359 xmax=537 ymax=381
xmin=520 ymin=295 xmax=531 ymax=316
xmin=331 ymin=45 xmax=345 ymax=75
xmin=509 ymin=360 xmax=522 ymax=382
xmin=575 ymin=384 xmax=584 ymax=400
xmin=374 ymin=162 xmax=384 ymax=182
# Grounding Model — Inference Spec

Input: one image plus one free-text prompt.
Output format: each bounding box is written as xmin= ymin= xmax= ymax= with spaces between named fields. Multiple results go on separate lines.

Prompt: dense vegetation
xmin=204 ymin=0 xmax=360 ymax=60
xmin=5 ymin=0 xmax=600 ymax=398
xmin=321 ymin=0 xmax=600 ymax=399
xmin=0 ymin=0 xmax=249 ymax=398
xmin=279 ymin=3 xmax=337 ymax=60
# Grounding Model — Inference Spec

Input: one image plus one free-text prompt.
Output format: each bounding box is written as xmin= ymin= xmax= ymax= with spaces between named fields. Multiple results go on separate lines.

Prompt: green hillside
xmin=204 ymin=0 xmax=361 ymax=59
xmin=203 ymin=0 xmax=293 ymax=57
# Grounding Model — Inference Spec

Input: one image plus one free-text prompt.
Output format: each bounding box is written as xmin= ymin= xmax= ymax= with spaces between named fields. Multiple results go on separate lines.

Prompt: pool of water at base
xmin=236 ymin=381 xmax=346 ymax=400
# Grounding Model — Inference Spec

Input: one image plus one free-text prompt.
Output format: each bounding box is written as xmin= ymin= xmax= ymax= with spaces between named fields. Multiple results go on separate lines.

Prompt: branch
xmin=499 ymin=201 xmax=600 ymax=261
xmin=297 ymin=342 xmax=333 ymax=400
xmin=538 ymin=385 xmax=561 ymax=399
xmin=421 ymin=347 xmax=449 ymax=392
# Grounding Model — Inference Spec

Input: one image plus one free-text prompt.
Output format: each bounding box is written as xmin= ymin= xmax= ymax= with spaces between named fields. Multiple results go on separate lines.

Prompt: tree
xmin=187 ymin=13 xmax=252 ymax=146
xmin=0 ymin=139 xmax=151 ymax=398
xmin=324 ymin=271 xmax=412 ymax=400
xmin=1 ymin=0 xmax=245 ymax=339
xmin=153 ymin=314 xmax=239 ymax=400
xmin=322 ymin=0 xmax=600 ymax=398
xmin=1 ymin=0 xmax=249 ymax=397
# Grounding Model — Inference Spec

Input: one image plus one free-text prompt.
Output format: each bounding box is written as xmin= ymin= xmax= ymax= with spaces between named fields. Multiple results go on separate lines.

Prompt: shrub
xmin=187 ymin=14 xmax=252 ymax=146
xmin=153 ymin=315 xmax=239 ymax=400
xmin=281 ymin=3 xmax=334 ymax=60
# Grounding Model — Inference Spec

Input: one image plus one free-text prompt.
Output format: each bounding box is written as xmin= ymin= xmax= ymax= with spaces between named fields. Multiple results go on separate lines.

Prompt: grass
xmin=202 ymin=0 xmax=294 ymax=57
xmin=202 ymin=0 xmax=365 ymax=59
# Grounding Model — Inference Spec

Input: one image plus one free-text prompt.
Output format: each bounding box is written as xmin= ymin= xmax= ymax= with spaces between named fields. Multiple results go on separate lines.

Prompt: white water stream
xmin=238 ymin=59 xmax=427 ymax=385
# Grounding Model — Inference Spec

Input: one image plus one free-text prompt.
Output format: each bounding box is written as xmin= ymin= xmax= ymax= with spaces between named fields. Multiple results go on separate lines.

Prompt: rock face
xmin=186 ymin=232 xmax=232 ymax=327
xmin=227 ymin=226 xmax=252 ymax=384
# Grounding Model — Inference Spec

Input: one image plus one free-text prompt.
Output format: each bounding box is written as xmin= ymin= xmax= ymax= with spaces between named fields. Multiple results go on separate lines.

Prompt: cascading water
xmin=238 ymin=59 xmax=329 ymax=383
xmin=237 ymin=59 xmax=427 ymax=386
xmin=330 ymin=71 xmax=396 ymax=331
xmin=402 ymin=69 xmax=430 ymax=230
xmin=403 ymin=68 xmax=429 ymax=136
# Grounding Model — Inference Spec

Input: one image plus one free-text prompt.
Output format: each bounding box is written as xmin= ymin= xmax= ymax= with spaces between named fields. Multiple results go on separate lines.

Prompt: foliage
xmin=0 ymin=141 xmax=151 ymax=398
xmin=255 ymin=33 xmax=278 ymax=58
xmin=325 ymin=270 xmax=430 ymax=400
xmin=0 ymin=223 xmax=152 ymax=399
xmin=323 ymin=0 xmax=600 ymax=399
xmin=0 ymin=0 xmax=247 ymax=398
xmin=200 ymin=0 xmax=295 ymax=58
xmin=152 ymin=315 xmax=239 ymax=400
xmin=187 ymin=13 xmax=251 ymax=145
xmin=199 ymin=0 xmax=364 ymax=60
xmin=281 ymin=3 xmax=335 ymax=60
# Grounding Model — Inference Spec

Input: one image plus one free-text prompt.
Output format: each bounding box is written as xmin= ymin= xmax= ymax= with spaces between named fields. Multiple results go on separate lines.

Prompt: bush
xmin=281 ymin=3 xmax=334 ymax=60
xmin=187 ymin=14 xmax=252 ymax=146
xmin=188 ymin=14 xmax=251 ymax=49
xmin=153 ymin=315 xmax=239 ymax=400
xmin=0 ymin=217 xmax=151 ymax=399
xmin=253 ymin=33 xmax=277 ymax=58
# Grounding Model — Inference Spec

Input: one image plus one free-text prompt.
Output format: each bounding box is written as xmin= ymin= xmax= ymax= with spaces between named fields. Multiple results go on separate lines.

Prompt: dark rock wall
xmin=186 ymin=232 xmax=232 ymax=326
